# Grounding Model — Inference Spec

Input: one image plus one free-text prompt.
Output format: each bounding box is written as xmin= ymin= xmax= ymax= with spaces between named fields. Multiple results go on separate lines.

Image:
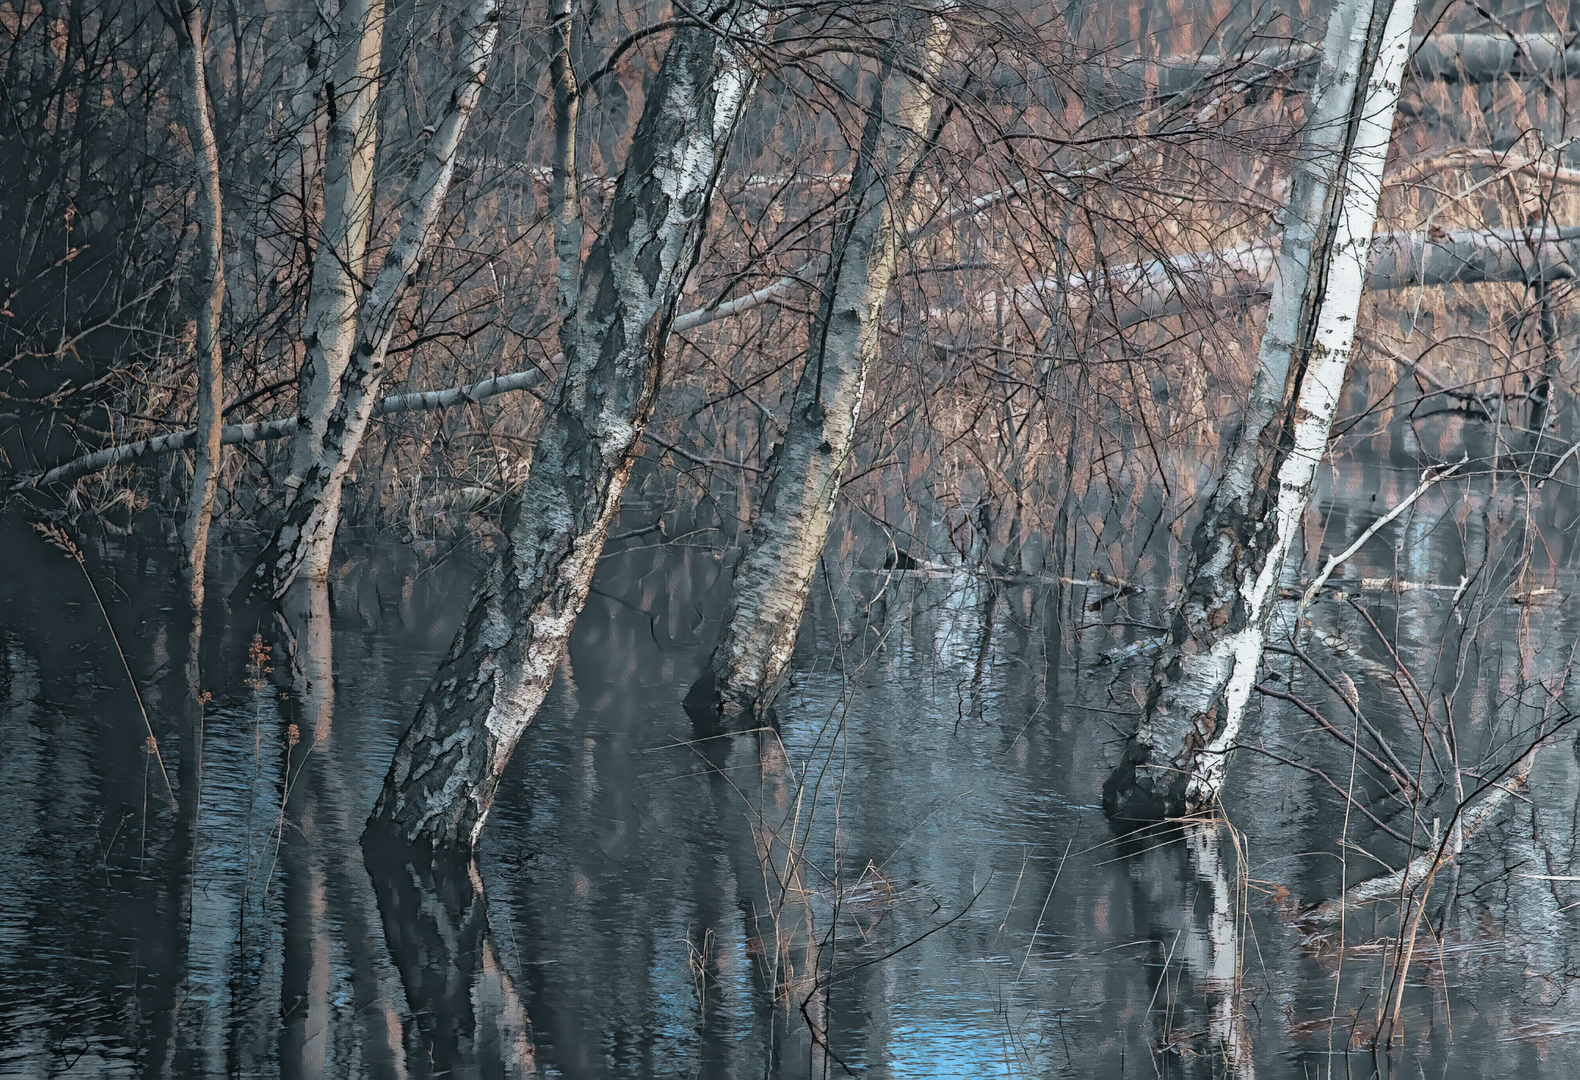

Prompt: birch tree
xmin=233 ymin=0 xmax=500 ymax=600
xmin=687 ymin=7 xmax=951 ymax=727
xmin=283 ymin=0 xmax=385 ymax=583
xmin=1101 ymin=0 xmax=1419 ymax=822
xmin=172 ymin=0 xmax=226 ymax=612
xmin=366 ymin=1 xmax=765 ymax=848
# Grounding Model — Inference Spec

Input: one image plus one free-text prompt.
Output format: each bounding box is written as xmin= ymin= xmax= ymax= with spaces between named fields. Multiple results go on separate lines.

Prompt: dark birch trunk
xmin=1527 ymin=276 xmax=1561 ymax=465
xmin=233 ymin=0 xmax=500 ymax=601
xmin=1102 ymin=0 xmax=1418 ymax=823
xmin=366 ymin=4 xmax=763 ymax=849
xmin=689 ymin=11 xmax=949 ymax=726
xmin=284 ymin=0 xmax=385 ymax=584
xmin=175 ymin=0 xmax=225 ymax=613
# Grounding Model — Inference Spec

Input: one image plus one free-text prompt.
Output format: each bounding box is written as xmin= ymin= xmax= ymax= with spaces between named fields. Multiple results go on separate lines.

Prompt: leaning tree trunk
xmin=175 ymin=0 xmax=226 ymax=613
xmin=688 ymin=10 xmax=950 ymax=727
xmin=283 ymin=0 xmax=385 ymax=585
xmin=233 ymin=0 xmax=500 ymax=601
xmin=367 ymin=3 xmax=763 ymax=849
xmin=1101 ymin=0 xmax=1418 ymax=822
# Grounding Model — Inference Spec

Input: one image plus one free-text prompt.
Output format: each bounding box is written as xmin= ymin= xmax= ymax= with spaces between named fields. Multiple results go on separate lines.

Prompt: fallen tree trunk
xmin=1302 ymin=743 xmax=1542 ymax=923
xmin=366 ymin=1 xmax=765 ymax=849
xmin=1001 ymin=224 xmax=1580 ymax=332
xmin=1073 ymin=33 xmax=1580 ymax=109
xmin=26 ymin=215 xmax=1576 ymax=495
xmin=16 ymin=366 xmax=557 ymax=490
xmin=1102 ymin=0 xmax=1418 ymax=823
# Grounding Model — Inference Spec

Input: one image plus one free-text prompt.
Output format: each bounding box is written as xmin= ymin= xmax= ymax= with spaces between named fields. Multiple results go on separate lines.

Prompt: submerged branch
xmin=1301 ymin=456 xmax=1468 ymax=607
xmin=1302 ymin=726 xmax=1564 ymax=924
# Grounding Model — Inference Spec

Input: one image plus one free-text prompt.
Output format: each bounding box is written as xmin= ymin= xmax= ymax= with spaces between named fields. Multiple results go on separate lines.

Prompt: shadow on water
xmin=3 ymin=486 xmax=1580 ymax=1076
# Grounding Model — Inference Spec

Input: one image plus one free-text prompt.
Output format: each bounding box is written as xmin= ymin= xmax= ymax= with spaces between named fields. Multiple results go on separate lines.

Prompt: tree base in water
xmin=1101 ymin=739 xmax=1191 ymax=825
xmin=682 ymin=666 xmax=782 ymax=737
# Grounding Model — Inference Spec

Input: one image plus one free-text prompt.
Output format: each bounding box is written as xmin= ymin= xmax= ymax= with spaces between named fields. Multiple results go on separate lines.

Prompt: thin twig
xmin=1302 ymin=455 xmax=1468 ymax=607
xmin=32 ymin=523 xmax=176 ymax=809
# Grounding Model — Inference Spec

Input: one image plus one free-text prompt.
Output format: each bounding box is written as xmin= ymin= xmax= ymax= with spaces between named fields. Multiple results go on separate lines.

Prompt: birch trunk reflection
xmin=276 ymin=582 xmax=409 ymax=1076
xmin=364 ymin=840 xmax=537 ymax=1077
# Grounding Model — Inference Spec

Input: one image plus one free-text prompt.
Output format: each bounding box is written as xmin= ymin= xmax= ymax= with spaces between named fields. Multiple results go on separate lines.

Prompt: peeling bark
xmin=366 ymin=3 xmax=764 ymax=849
xmin=234 ymin=0 xmax=501 ymax=601
xmin=1102 ymin=0 xmax=1418 ymax=823
xmin=285 ymin=0 xmax=386 ymax=579
xmin=174 ymin=0 xmax=225 ymax=613
xmin=690 ymin=11 xmax=951 ymax=726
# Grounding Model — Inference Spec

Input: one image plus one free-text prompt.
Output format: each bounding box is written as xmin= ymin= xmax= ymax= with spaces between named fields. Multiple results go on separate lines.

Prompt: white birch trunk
xmin=235 ymin=0 xmax=500 ymax=600
xmin=548 ymin=0 xmax=583 ymax=328
xmin=175 ymin=0 xmax=226 ymax=613
xmin=261 ymin=7 xmax=332 ymax=289
xmin=285 ymin=0 xmax=386 ymax=579
xmin=1102 ymin=0 xmax=1418 ymax=822
xmin=690 ymin=11 xmax=951 ymax=726
xmin=367 ymin=4 xmax=764 ymax=849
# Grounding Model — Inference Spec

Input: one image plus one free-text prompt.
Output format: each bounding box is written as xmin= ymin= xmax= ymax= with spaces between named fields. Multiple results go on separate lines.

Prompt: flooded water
xmin=2 ymin=470 xmax=1580 ymax=1078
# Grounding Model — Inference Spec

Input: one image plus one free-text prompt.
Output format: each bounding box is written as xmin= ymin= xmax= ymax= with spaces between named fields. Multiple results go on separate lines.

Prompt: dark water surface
xmin=3 ymin=485 xmax=1580 ymax=1078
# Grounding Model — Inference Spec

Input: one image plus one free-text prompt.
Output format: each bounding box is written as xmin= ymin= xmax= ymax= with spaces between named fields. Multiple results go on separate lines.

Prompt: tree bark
xmin=366 ymin=3 xmax=764 ymax=849
xmin=175 ymin=0 xmax=226 ymax=613
xmin=284 ymin=0 xmax=385 ymax=586
xmin=234 ymin=0 xmax=501 ymax=601
xmin=689 ymin=10 xmax=950 ymax=726
xmin=1102 ymin=0 xmax=1418 ymax=823
xmin=549 ymin=0 xmax=583 ymax=328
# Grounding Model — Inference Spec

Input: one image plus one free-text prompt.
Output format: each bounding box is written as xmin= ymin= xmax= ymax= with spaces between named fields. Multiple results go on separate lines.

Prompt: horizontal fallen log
xmin=17 ymin=367 xmax=553 ymax=490
xmin=1073 ymin=34 xmax=1580 ymax=107
xmin=992 ymin=225 xmax=1580 ymax=329
xmin=14 ymin=254 xmax=827 ymax=490
xmin=25 ymin=222 xmax=1580 ymax=490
